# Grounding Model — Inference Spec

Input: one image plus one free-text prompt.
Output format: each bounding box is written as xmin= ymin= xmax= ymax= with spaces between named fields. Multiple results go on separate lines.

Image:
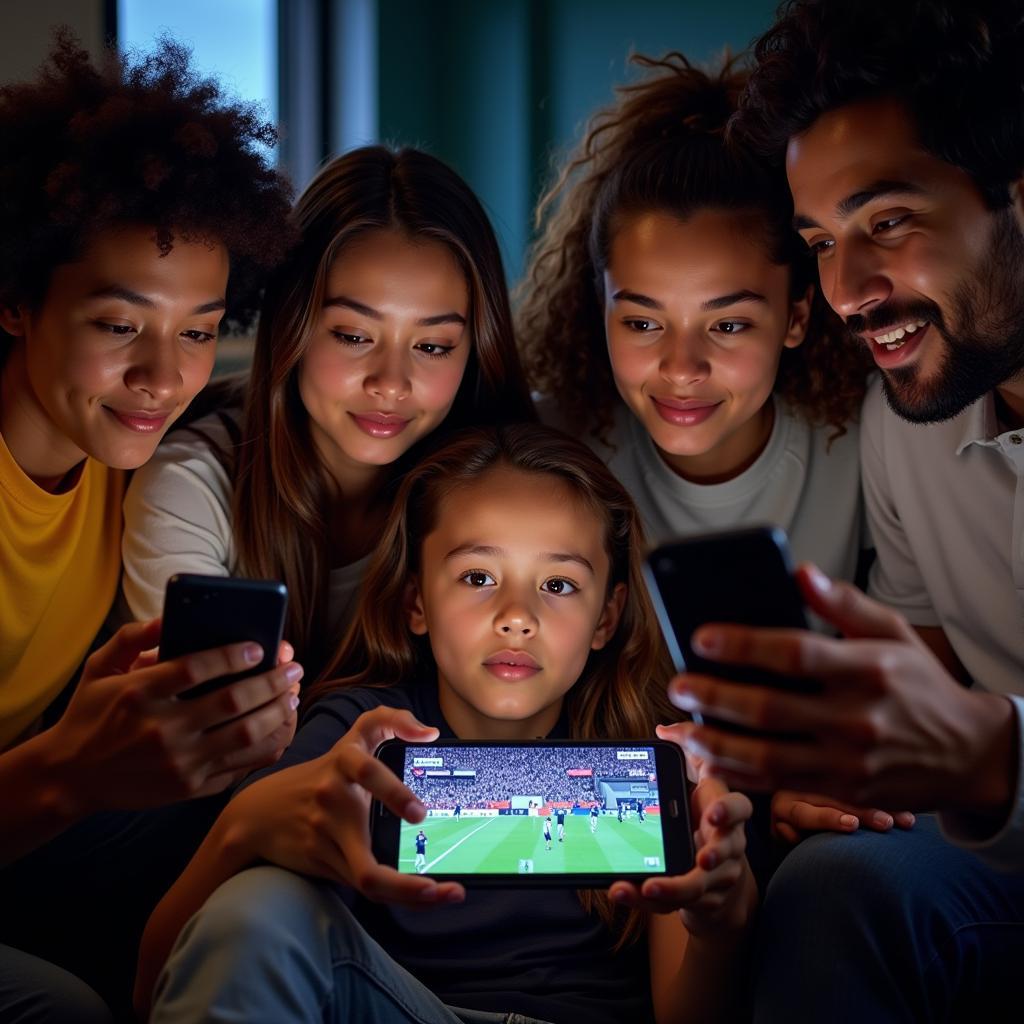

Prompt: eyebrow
xmin=324 ymin=294 xmax=466 ymax=327
xmin=793 ymin=179 xmax=929 ymax=231
xmin=612 ymin=288 xmax=766 ymax=312
xmin=445 ymin=543 xmax=596 ymax=576
xmin=88 ymin=285 xmax=226 ymax=315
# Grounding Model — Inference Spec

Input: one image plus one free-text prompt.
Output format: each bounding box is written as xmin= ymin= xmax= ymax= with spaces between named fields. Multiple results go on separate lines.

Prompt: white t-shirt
xmin=546 ymin=397 xmax=864 ymax=587
xmin=121 ymin=411 xmax=371 ymax=641
xmin=862 ymin=379 xmax=1024 ymax=869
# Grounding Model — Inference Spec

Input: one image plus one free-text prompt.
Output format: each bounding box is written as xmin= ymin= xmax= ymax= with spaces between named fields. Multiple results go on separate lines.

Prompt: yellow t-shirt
xmin=0 ymin=430 xmax=125 ymax=749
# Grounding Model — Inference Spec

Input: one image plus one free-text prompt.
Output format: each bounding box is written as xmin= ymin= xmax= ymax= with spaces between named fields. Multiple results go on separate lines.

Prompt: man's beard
xmin=845 ymin=208 xmax=1024 ymax=424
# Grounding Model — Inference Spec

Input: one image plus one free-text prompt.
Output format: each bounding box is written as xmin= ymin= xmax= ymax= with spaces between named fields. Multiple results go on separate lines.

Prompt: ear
xmin=783 ymin=284 xmax=814 ymax=350
xmin=0 ymin=305 xmax=28 ymax=337
xmin=1011 ymin=177 xmax=1024 ymax=232
xmin=590 ymin=581 xmax=627 ymax=651
xmin=405 ymin=577 xmax=428 ymax=636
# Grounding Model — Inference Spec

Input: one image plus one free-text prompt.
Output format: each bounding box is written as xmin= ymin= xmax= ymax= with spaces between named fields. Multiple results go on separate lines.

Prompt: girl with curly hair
xmin=0 ymin=32 xmax=297 ymax=1022
xmin=518 ymin=52 xmax=872 ymax=587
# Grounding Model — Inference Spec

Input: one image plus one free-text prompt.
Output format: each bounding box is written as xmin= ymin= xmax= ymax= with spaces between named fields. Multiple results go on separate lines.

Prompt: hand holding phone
xmin=38 ymin=615 xmax=301 ymax=819
xmin=370 ymin=738 xmax=694 ymax=887
xmin=227 ymin=706 xmax=465 ymax=908
xmin=643 ymin=526 xmax=819 ymax=733
xmin=159 ymin=574 xmax=289 ymax=699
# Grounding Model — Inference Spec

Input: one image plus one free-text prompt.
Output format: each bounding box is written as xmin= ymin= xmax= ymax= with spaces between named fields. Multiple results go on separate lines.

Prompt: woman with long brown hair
xmin=135 ymin=423 xmax=757 ymax=1024
xmin=122 ymin=145 xmax=534 ymax=681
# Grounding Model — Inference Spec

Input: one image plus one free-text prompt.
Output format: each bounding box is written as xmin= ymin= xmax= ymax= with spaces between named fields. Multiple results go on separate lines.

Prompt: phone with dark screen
xmin=642 ymin=525 xmax=818 ymax=729
xmin=159 ymin=574 xmax=288 ymax=700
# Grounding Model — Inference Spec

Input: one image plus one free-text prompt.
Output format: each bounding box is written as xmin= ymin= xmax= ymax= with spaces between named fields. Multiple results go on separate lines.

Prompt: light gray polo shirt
xmin=862 ymin=378 xmax=1024 ymax=869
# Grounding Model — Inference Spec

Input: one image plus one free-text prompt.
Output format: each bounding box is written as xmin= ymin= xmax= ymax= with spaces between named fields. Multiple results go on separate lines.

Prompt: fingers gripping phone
xmin=642 ymin=525 xmax=818 ymax=728
xmin=159 ymin=574 xmax=288 ymax=700
xmin=371 ymin=739 xmax=694 ymax=887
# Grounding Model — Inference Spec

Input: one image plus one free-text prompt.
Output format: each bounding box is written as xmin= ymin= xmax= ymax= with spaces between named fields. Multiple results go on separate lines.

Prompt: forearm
xmin=654 ymin=927 xmax=752 ymax=1024
xmin=0 ymin=730 xmax=83 ymax=865
xmin=942 ymin=693 xmax=1024 ymax=870
xmin=134 ymin=808 xmax=256 ymax=1014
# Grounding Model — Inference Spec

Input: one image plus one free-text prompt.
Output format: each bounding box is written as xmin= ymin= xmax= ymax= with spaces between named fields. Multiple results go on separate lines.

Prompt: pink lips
xmin=349 ymin=412 xmax=411 ymax=438
xmin=105 ymin=408 xmax=171 ymax=433
xmin=651 ymin=396 xmax=721 ymax=427
xmin=483 ymin=649 xmax=540 ymax=681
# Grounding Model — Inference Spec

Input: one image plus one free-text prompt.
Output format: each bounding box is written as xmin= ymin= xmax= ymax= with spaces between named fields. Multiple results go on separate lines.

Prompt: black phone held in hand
xmin=159 ymin=573 xmax=288 ymax=700
xmin=642 ymin=525 xmax=818 ymax=728
xmin=370 ymin=739 xmax=694 ymax=887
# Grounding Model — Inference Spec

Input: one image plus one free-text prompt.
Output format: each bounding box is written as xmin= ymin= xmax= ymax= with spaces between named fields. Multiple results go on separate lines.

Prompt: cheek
xmin=718 ymin=341 xmax=785 ymax=398
xmin=606 ymin=333 xmax=652 ymax=392
xmin=415 ymin=354 xmax=470 ymax=412
xmin=181 ymin=348 xmax=218 ymax=400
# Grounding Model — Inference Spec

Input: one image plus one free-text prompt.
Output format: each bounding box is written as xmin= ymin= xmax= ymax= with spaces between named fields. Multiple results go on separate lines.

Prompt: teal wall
xmin=376 ymin=0 xmax=778 ymax=280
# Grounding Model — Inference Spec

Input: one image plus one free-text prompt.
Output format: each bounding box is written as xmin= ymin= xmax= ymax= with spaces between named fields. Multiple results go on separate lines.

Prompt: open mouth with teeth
xmin=872 ymin=320 xmax=927 ymax=351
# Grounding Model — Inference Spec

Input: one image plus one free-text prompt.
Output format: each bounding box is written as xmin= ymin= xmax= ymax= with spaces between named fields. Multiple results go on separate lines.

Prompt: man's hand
xmin=668 ymin=565 xmax=1016 ymax=816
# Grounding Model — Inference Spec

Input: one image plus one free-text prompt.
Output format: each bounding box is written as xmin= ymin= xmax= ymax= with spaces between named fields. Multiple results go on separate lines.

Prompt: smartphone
xmin=642 ymin=525 xmax=818 ymax=727
xmin=371 ymin=739 xmax=694 ymax=887
xmin=159 ymin=573 xmax=288 ymax=700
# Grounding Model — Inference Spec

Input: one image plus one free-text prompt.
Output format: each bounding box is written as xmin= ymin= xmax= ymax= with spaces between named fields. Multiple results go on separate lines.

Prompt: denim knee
xmin=0 ymin=945 xmax=113 ymax=1024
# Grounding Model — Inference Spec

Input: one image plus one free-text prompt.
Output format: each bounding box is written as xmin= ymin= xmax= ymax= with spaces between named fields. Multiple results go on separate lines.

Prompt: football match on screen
xmin=399 ymin=745 xmax=667 ymax=875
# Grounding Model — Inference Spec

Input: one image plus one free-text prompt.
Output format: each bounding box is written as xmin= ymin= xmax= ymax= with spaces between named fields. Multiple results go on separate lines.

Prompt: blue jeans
xmin=753 ymin=815 xmax=1024 ymax=1022
xmin=0 ymin=945 xmax=112 ymax=1024
xmin=151 ymin=866 xmax=551 ymax=1024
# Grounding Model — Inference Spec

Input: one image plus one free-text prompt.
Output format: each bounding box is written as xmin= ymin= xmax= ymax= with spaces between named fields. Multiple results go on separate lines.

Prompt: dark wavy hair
xmin=0 ymin=30 xmax=294 ymax=334
xmin=733 ymin=0 xmax=1024 ymax=209
xmin=517 ymin=51 xmax=870 ymax=444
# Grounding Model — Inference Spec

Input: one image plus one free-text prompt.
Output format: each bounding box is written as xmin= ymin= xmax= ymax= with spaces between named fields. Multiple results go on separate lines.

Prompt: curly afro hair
xmin=732 ymin=0 xmax=1024 ymax=209
xmin=0 ymin=30 xmax=295 ymax=332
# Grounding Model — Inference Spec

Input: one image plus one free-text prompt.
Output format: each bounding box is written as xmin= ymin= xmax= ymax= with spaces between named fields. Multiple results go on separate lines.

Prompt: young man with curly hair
xmin=667 ymin=1 xmax=1024 ymax=1019
xmin=0 ymin=34 xmax=299 ymax=1022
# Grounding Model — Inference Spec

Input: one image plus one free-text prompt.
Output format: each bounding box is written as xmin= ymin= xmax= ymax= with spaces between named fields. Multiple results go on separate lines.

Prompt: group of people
xmin=2 ymin=1 xmax=1023 ymax=1021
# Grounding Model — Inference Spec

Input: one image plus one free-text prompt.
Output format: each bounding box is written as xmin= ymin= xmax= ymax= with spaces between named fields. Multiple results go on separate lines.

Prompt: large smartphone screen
xmin=396 ymin=743 xmax=669 ymax=877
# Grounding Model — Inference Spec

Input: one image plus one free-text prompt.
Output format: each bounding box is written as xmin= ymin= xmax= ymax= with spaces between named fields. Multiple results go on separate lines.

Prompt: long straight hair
xmin=231 ymin=146 xmax=535 ymax=677
xmin=307 ymin=423 xmax=677 ymax=946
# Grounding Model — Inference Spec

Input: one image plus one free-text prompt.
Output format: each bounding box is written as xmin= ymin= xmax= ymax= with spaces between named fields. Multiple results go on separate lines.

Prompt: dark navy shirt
xmin=242 ymin=679 xmax=653 ymax=1024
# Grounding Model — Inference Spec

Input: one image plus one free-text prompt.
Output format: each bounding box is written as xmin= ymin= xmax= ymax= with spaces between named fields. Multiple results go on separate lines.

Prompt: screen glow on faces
xmin=397 ymin=744 xmax=666 ymax=876
xmin=407 ymin=466 xmax=625 ymax=743
xmin=786 ymin=96 xmax=1024 ymax=423
xmin=297 ymin=229 xmax=471 ymax=487
xmin=603 ymin=209 xmax=808 ymax=484
xmin=1 ymin=225 xmax=227 ymax=484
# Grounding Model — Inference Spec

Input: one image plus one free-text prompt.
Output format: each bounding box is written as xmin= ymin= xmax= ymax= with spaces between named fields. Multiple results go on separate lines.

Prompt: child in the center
xmin=136 ymin=423 xmax=756 ymax=1024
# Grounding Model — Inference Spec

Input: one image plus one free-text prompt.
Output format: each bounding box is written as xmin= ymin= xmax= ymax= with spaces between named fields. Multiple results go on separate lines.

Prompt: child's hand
xmin=771 ymin=789 xmax=916 ymax=845
xmin=225 ymin=706 xmax=465 ymax=909
xmin=609 ymin=723 xmax=756 ymax=938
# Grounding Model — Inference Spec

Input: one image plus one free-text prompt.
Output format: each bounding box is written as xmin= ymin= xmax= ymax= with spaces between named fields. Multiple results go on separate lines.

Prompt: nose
xmin=494 ymin=593 xmax=539 ymax=637
xmin=659 ymin=330 xmax=710 ymax=387
xmin=124 ymin=334 xmax=182 ymax=402
xmin=824 ymin=236 xmax=893 ymax=320
xmin=365 ymin=345 xmax=412 ymax=403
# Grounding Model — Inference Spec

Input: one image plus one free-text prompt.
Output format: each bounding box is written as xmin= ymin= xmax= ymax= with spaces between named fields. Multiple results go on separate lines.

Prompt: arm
xmin=668 ymin=565 xmax=1017 ymax=820
xmin=122 ymin=421 xmax=234 ymax=620
xmin=134 ymin=707 xmax=464 ymax=1015
xmin=615 ymin=730 xmax=757 ymax=1024
xmin=0 ymin=619 xmax=300 ymax=865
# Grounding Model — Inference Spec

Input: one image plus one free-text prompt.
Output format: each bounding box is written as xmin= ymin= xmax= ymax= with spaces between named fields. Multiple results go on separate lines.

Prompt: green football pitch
xmin=400 ymin=813 xmax=664 ymax=875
